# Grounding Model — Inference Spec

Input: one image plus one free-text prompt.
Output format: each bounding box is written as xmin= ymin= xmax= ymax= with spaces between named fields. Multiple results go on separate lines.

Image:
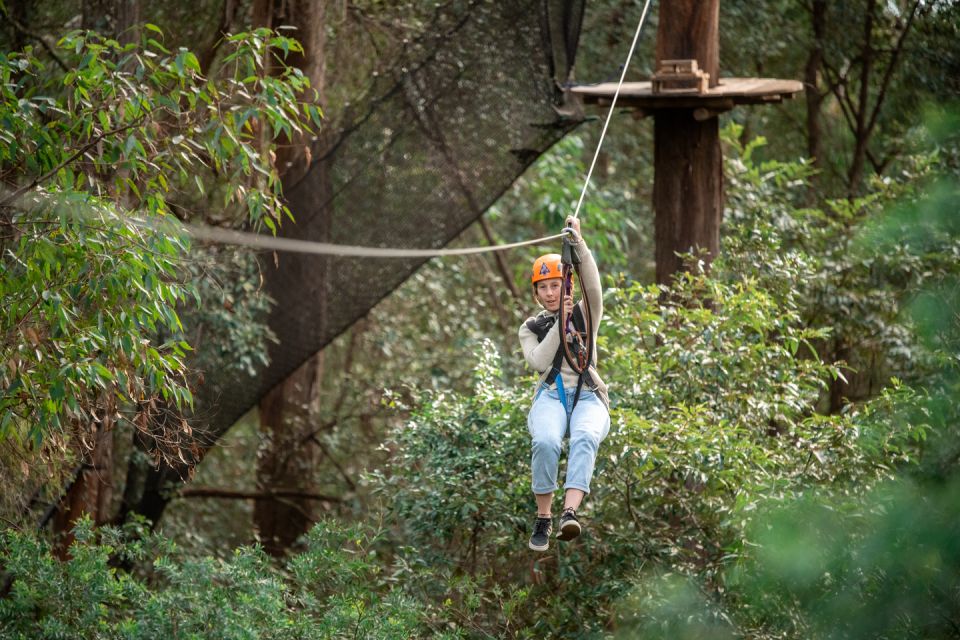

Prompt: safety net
xmin=162 ymin=0 xmax=587 ymax=496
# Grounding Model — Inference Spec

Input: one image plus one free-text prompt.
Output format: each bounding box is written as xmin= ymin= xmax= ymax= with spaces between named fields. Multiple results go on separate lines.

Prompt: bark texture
xmin=254 ymin=357 xmax=323 ymax=556
xmin=52 ymin=413 xmax=114 ymax=558
xmin=653 ymin=112 xmax=723 ymax=285
xmin=655 ymin=0 xmax=720 ymax=88
xmin=804 ymin=0 xmax=826 ymax=174
xmin=652 ymin=0 xmax=723 ymax=285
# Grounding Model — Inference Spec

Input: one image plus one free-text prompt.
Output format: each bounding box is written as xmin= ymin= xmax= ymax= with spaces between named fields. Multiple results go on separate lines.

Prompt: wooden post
xmin=653 ymin=0 xmax=723 ymax=285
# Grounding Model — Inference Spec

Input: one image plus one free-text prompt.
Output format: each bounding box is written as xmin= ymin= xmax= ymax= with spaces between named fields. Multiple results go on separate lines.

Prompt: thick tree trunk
xmin=81 ymin=0 xmax=140 ymax=40
xmin=252 ymin=0 xmax=327 ymax=183
xmin=81 ymin=0 xmax=113 ymax=31
xmin=7 ymin=2 xmax=30 ymax=49
xmin=198 ymin=0 xmax=241 ymax=74
xmin=655 ymin=0 xmax=719 ymax=89
xmin=254 ymin=357 xmax=322 ymax=556
xmin=652 ymin=0 xmax=723 ymax=285
xmin=653 ymin=113 xmax=723 ymax=284
xmin=115 ymin=0 xmax=141 ymax=45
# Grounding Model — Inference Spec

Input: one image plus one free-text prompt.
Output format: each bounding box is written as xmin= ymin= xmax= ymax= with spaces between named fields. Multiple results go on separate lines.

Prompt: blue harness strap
xmin=556 ymin=373 xmax=569 ymax=415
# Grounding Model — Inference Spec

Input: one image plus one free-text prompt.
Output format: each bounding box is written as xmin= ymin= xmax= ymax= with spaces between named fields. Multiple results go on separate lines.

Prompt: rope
xmin=169 ymin=219 xmax=570 ymax=259
xmin=571 ymin=0 xmax=653 ymax=220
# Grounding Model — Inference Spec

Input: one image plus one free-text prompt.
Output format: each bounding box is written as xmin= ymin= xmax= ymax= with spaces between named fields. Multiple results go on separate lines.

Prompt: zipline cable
xmin=165 ymin=219 xmax=571 ymax=259
xmin=571 ymin=0 xmax=653 ymax=220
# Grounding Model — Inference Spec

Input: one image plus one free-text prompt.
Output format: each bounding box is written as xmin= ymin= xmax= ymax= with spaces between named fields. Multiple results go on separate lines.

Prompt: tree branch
xmin=821 ymin=61 xmax=861 ymax=140
xmin=310 ymin=434 xmax=356 ymax=491
xmin=856 ymin=0 xmax=877 ymax=141
xmin=864 ymin=0 xmax=921 ymax=141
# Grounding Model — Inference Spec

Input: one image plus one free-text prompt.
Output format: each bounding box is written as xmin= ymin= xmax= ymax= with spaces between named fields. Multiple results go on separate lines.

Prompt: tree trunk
xmin=652 ymin=0 xmax=723 ymax=285
xmin=115 ymin=0 xmax=141 ymax=46
xmin=52 ymin=411 xmax=114 ymax=558
xmin=250 ymin=0 xmax=329 ymax=557
xmin=655 ymin=0 xmax=720 ymax=89
xmin=847 ymin=0 xmax=876 ymax=195
xmin=81 ymin=0 xmax=140 ymax=41
xmin=252 ymin=0 xmax=327 ymax=184
xmin=653 ymin=112 xmax=723 ymax=284
xmin=198 ymin=0 xmax=241 ymax=74
xmin=804 ymin=0 xmax=826 ymax=178
xmin=254 ymin=357 xmax=322 ymax=556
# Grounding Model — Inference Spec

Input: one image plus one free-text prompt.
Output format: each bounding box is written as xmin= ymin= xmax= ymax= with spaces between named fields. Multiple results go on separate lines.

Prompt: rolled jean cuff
xmin=532 ymin=483 xmax=558 ymax=494
xmin=563 ymin=481 xmax=591 ymax=494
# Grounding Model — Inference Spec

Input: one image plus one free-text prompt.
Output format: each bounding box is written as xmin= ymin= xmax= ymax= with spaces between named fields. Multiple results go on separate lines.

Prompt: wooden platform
xmin=571 ymin=77 xmax=803 ymax=115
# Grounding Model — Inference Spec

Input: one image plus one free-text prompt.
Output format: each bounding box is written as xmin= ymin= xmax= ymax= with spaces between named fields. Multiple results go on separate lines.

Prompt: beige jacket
xmin=518 ymin=237 xmax=609 ymax=410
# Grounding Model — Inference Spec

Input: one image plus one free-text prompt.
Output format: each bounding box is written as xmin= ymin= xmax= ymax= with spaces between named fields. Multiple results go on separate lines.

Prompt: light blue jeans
xmin=527 ymin=384 xmax=610 ymax=495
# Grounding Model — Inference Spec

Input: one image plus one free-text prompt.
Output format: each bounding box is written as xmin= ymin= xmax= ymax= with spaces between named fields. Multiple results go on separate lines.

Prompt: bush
xmin=0 ymin=516 xmax=433 ymax=639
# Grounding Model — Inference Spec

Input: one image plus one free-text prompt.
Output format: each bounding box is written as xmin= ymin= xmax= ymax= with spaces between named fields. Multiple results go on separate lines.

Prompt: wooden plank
xmin=598 ymin=95 xmax=739 ymax=110
xmin=571 ymin=77 xmax=802 ymax=104
xmin=722 ymin=78 xmax=767 ymax=94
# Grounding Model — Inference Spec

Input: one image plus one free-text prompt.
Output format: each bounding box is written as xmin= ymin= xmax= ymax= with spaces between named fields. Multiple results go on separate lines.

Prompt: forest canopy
xmin=1 ymin=1 xmax=959 ymax=638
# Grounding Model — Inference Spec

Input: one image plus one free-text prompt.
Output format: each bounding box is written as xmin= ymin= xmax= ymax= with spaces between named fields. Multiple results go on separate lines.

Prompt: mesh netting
xmin=191 ymin=1 xmax=585 ymax=451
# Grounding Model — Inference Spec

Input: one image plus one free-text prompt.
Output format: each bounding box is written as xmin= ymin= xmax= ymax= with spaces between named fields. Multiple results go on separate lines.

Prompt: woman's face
xmin=535 ymin=278 xmax=563 ymax=312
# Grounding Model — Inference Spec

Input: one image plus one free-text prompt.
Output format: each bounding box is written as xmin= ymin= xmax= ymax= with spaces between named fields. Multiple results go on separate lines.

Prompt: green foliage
xmin=722 ymin=121 xmax=960 ymax=410
xmin=0 ymin=516 xmax=431 ymax=639
xmin=0 ymin=196 xmax=192 ymax=447
xmin=737 ymin=479 xmax=960 ymax=639
xmin=621 ymin=110 xmax=960 ymax=640
xmin=0 ymin=27 xmax=317 ymax=225
xmin=0 ymin=26 xmax=317 ymax=461
xmin=362 ymin=236 xmax=895 ymax=634
xmin=371 ymin=344 xmax=531 ymax=574
xmin=181 ymin=248 xmax=277 ymax=380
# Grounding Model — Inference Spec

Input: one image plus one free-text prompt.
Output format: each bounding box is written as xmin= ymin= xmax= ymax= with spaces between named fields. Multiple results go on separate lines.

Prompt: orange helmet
xmin=531 ymin=253 xmax=563 ymax=284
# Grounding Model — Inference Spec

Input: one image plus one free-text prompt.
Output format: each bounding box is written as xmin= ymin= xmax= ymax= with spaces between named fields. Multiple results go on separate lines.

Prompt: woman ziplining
xmin=513 ymin=0 xmax=651 ymax=549
xmin=520 ymin=215 xmax=610 ymax=551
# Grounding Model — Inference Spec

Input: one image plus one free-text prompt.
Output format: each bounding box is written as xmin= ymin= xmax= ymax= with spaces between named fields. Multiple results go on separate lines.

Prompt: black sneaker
xmin=528 ymin=516 xmax=553 ymax=551
xmin=557 ymin=508 xmax=581 ymax=541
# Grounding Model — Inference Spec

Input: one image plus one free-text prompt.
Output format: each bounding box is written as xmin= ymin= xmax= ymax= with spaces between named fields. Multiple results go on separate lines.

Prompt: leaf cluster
xmin=0 ymin=25 xmax=320 ymax=515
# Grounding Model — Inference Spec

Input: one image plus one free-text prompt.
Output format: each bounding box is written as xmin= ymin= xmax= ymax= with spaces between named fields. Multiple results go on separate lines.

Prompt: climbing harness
xmin=557 ymin=233 xmax=595 ymax=417
xmin=524 ymin=303 xmax=593 ymax=392
xmin=526 ymin=233 xmax=596 ymax=419
xmin=559 ymin=233 xmax=593 ymax=376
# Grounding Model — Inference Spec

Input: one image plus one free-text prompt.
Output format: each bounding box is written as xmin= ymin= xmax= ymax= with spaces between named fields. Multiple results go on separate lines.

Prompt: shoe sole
xmin=557 ymin=520 xmax=581 ymax=541
xmin=529 ymin=539 xmax=549 ymax=552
